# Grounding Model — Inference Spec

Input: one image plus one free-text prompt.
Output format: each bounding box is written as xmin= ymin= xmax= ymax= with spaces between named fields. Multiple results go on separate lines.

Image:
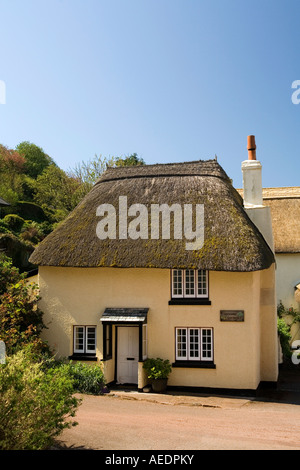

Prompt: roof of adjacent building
xmin=262 ymin=187 xmax=300 ymax=253
xmin=29 ymin=159 xmax=275 ymax=271
xmin=237 ymin=187 xmax=300 ymax=253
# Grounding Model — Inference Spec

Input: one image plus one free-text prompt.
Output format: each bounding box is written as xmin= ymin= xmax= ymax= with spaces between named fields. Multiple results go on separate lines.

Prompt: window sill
xmin=169 ymin=299 xmax=211 ymax=305
xmin=69 ymin=354 xmax=97 ymax=362
xmin=172 ymin=361 xmax=216 ymax=369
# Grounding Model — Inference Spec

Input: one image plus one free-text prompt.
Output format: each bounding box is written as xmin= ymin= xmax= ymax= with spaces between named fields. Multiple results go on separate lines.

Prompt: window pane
xmin=173 ymin=270 xmax=183 ymax=296
xmin=189 ymin=328 xmax=200 ymax=359
xmin=176 ymin=328 xmax=187 ymax=359
xmin=86 ymin=327 xmax=96 ymax=352
xmin=185 ymin=269 xmax=195 ymax=296
xmin=106 ymin=325 xmax=111 ymax=356
xmin=197 ymin=270 xmax=208 ymax=297
xmin=201 ymin=328 xmax=212 ymax=360
xmin=75 ymin=326 xmax=84 ymax=352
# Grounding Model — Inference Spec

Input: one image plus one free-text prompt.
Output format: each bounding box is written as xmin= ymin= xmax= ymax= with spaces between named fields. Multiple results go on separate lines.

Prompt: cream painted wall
xmin=38 ymin=265 xmax=278 ymax=391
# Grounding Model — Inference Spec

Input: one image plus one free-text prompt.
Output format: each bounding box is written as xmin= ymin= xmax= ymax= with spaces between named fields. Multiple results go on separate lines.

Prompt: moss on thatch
xmin=29 ymin=159 xmax=275 ymax=271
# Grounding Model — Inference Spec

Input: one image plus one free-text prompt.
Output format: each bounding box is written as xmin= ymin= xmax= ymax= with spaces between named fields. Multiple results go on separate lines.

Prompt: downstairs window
xmin=174 ymin=327 xmax=215 ymax=368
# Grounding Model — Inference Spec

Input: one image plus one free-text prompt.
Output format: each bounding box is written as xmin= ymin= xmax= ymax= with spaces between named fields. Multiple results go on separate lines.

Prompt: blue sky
xmin=0 ymin=0 xmax=300 ymax=188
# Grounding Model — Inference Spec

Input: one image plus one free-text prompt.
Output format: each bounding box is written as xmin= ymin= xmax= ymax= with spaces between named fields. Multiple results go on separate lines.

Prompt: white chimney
xmin=242 ymin=135 xmax=274 ymax=251
xmin=242 ymin=135 xmax=263 ymax=208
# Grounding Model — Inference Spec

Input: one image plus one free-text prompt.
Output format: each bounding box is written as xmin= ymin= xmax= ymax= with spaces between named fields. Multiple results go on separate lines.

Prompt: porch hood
xmin=101 ymin=308 xmax=148 ymax=323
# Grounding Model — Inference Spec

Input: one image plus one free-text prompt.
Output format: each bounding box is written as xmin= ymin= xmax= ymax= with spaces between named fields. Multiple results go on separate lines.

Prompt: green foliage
xmin=0 ymin=254 xmax=49 ymax=355
xmin=3 ymin=214 xmax=25 ymax=232
xmin=0 ymin=347 xmax=80 ymax=450
xmin=16 ymin=141 xmax=54 ymax=179
xmin=277 ymin=301 xmax=300 ymax=359
xmin=60 ymin=361 xmax=106 ymax=395
xmin=0 ymin=144 xmax=25 ymax=195
xmin=34 ymin=164 xmax=81 ymax=214
xmin=277 ymin=317 xmax=292 ymax=358
xmin=143 ymin=357 xmax=172 ymax=379
xmin=0 ymin=254 xmax=21 ymax=296
xmin=8 ymin=201 xmax=48 ymax=223
xmin=0 ymin=186 xmax=19 ymax=206
xmin=68 ymin=153 xmax=145 ymax=200
xmin=0 ymin=220 xmax=11 ymax=234
xmin=115 ymin=153 xmax=145 ymax=167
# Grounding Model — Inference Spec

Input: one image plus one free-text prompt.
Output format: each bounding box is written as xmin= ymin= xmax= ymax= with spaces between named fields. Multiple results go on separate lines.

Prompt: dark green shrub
xmin=143 ymin=357 xmax=172 ymax=379
xmin=0 ymin=220 xmax=11 ymax=234
xmin=0 ymin=348 xmax=80 ymax=450
xmin=3 ymin=214 xmax=25 ymax=232
xmin=66 ymin=361 xmax=106 ymax=395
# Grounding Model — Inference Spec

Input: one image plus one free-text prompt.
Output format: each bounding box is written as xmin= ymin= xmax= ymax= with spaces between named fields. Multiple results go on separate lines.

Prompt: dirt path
xmin=57 ymin=392 xmax=300 ymax=450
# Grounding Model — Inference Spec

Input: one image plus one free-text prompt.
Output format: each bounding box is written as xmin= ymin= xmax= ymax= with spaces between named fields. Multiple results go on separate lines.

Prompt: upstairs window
xmin=172 ymin=269 xmax=208 ymax=299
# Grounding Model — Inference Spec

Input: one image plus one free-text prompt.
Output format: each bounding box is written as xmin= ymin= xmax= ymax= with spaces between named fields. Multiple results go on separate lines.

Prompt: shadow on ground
xmin=256 ymin=365 xmax=300 ymax=405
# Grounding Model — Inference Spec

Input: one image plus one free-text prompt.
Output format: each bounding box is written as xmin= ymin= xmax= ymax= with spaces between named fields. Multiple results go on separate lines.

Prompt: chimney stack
xmin=247 ymin=135 xmax=257 ymax=160
xmin=242 ymin=135 xmax=263 ymax=208
xmin=241 ymin=135 xmax=274 ymax=251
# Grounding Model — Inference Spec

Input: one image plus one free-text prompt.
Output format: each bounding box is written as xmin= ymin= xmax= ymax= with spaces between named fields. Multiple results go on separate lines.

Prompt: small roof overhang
xmin=100 ymin=308 xmax=148 ymax=323
xmin=0 ymin=197 xmax=10 ymax=207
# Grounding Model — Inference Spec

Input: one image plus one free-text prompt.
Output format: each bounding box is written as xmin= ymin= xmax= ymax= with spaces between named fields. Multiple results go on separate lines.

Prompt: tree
xmin=0 ymin=254 xmax=21 ymax=296
xmin=0 ymin=254 xmax=48 ymax=355
xmin=34 ymin=165 xmax=81 ymax=220
xmin=68 ymin=154 xmax=116 ymax=186
xmin=68 ymin=152 xmax=145 ymax=199
xmin=16 ymin=141 xmax=55 ymax=179
xmin=114 ymin=153 xmax=145 ymax=167
xmin=0 ymin=145 xmax=25 ymax=199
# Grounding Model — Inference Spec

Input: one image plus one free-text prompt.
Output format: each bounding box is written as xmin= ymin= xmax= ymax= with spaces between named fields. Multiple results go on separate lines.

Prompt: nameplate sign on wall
xmin=220 ymin=310 xmax=244 ymax=322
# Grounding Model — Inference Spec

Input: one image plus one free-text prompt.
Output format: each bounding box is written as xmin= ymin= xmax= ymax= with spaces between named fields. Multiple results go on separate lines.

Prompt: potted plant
xmin=143 ymin=357 xmax=172 ymax=393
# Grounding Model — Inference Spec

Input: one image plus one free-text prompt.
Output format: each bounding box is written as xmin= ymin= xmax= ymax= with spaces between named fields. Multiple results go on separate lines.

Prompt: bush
xmin=143 ymin=357 xmax=172 ymax=380
xmin=3 ymin=214 xmax=25 ymax=232
xmin=65 ymin=361 xmax=106 ymax=395
xmin=0 ymin=220 xmax=11 ymax=234
xmin=0 ymin=278 xmax=49 ymax=355
xmin=0 ymin=348 xmax=80 ymax=450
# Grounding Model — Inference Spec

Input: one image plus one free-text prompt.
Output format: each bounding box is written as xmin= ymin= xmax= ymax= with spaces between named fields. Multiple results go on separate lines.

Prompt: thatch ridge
xmin=97 ymin=159 xmax=230 ymax=184
xmin=30 ymin=160 xmax=274 ymax=271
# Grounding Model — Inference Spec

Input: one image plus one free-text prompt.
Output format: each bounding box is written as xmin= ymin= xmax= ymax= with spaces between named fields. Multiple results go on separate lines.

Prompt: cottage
xmin=30 ymin=136 xmax=278 ymax=394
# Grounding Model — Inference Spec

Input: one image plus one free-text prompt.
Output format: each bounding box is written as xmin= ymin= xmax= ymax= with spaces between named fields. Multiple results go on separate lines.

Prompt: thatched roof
xmin=29 ymin=160 xmax=275 ymax=271
xmin=263 ymin=188 xmax=300 ymax=253
xmin=237 ymin=187 xmax=300 ymax=253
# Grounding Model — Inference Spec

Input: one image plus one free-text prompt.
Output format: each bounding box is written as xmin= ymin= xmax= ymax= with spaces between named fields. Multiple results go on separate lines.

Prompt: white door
xmin=117 ymin=327 xmax=139 ymax=384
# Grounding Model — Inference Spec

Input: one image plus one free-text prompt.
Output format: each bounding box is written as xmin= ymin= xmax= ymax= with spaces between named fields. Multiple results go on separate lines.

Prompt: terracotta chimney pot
xmin=247 ymin=135 xmax=256 ymax=160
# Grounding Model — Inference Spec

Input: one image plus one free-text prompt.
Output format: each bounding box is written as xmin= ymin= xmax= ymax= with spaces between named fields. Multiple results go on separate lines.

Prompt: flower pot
xmin=151 ymin=378 xmax=168 ymax=393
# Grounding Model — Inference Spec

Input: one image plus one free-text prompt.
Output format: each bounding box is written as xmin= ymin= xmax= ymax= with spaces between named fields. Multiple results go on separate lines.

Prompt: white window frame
xmin=172 ymin=269 xmax=183 ymax=298
xmin=184 ymin=269 xmax=196 ymax=298
xmin=172 ymin=269 xmax=208 ymax=299
xmin=175 ymin=327 xmax=213 ymax=361
xmin=74 ymin=325 xmax=96 ymax=354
